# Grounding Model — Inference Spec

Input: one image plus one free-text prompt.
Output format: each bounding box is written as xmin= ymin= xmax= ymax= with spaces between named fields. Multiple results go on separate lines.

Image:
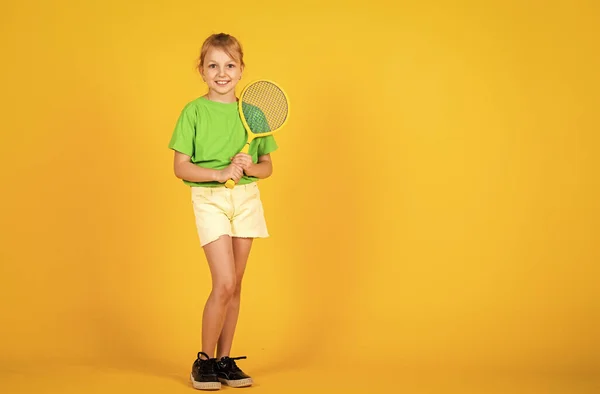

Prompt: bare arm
xmin=232 ymin=153 xmax=273 ymax=179
xmin=247 ymin=154 xmax=273 ymax=178
xmin=173 ymin=151 xmax=243 ymax=184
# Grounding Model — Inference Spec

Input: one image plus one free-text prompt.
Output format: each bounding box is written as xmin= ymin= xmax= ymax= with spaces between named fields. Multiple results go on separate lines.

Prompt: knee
xmin=233 ymin=280 xmax=243 ymax=299
xmin=213 ymin=280 xmax=237 ymax=303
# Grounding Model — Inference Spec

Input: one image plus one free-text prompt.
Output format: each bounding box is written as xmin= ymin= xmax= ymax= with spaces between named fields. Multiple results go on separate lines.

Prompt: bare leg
xmin=216 ymin=237 xmax=253 ymax=358
xmin=201 ymin=235 xmax=237 ymax=358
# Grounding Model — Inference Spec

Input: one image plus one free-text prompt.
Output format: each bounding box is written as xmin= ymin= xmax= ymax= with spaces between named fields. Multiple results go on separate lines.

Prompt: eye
xmin=208 ymin=64 xmax=216 ymax=68
xmin=227 ymin=64 xmax=236 ymax=68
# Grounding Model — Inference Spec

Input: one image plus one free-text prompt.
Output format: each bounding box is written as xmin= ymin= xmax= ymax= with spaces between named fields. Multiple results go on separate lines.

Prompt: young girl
xmin=168 ymin=33 xmax=278 ymax=390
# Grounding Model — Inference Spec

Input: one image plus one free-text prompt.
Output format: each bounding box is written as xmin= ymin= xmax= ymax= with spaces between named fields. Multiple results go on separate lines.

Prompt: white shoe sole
xmin=190 ymin=373 xmax=221 ymax=390
xmin=219 ymin=377 xmax=253 ymax=388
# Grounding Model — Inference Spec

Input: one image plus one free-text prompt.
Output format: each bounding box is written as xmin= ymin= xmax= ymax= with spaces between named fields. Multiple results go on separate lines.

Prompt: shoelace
xmin=220 ymin=356 xmax=247 ymax=372
xmin=197 ymin=352 xmax=217 ymax=373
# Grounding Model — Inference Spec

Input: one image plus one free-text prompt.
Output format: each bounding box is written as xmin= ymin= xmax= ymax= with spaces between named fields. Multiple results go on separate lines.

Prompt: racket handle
xmin=224 ymin=142 xmax=252 ymax=189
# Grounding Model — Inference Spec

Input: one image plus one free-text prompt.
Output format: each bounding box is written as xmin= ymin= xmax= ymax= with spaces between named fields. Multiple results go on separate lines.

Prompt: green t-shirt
xmin=168 ymin=96 xmax=278 ymax=187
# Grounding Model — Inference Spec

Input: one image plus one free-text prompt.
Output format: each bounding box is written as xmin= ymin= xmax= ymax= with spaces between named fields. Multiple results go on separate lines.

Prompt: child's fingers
xmin=232 ymin=157 xmax=251 ymax=167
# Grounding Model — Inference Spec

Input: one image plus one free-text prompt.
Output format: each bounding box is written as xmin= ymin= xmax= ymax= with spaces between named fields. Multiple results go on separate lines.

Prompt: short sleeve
xmin=168 ymin=103 xmax=197 ymax=156
xmin=258 ymin=134 xmax=278 ymax=156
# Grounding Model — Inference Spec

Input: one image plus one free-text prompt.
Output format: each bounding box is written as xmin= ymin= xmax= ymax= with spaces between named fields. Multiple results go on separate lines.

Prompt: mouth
xmin=215 ymin=80 xmax=230 ymax=86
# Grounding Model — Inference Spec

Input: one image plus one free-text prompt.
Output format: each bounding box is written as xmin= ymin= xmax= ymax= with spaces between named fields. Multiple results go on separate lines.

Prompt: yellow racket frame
xmin=225 ymin=79 xmax=290 ymax=189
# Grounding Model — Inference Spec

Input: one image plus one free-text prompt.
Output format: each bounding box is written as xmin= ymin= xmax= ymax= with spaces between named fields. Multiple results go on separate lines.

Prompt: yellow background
xmin=1 ymin=0 xmax=598 ymax=393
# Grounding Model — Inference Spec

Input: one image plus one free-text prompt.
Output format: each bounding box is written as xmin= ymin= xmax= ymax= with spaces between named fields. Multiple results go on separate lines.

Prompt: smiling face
xmin=200 ymin=47 xmax=244 ymax=103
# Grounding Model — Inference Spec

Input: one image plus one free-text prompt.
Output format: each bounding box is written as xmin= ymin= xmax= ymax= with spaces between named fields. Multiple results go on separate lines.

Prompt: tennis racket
xmin=225 ymin=80 xmax=290 ymax=189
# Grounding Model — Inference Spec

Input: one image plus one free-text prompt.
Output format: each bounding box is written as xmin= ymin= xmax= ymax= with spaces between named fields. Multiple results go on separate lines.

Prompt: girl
xmin=168 ymin=33 xmax=278 ymax=390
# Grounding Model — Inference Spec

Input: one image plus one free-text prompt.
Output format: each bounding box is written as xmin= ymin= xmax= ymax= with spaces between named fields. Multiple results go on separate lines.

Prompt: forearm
xmin=174 ymin=161 xmax=219 ymax=183
xmin=246 ymin=161 xmax=272 ymax=179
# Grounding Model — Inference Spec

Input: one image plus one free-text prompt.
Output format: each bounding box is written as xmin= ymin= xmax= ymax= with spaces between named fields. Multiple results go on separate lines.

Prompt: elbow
xmin=267 ymin=162 xmax=274 ymax=177
xmin=173 ymin=162 xmax=183 ymax=179
xmin=263 ymin=163 xmax=273 ymax=179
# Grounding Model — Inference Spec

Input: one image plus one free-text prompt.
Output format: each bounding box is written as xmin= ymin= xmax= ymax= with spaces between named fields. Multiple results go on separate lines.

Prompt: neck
xmin=206 ymin=90 xmax=237 ymax=104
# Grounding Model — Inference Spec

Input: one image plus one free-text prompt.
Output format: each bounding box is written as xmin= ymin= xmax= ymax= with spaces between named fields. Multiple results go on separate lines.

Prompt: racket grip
xmin=225 ymin=179 xmax=235 ymax=189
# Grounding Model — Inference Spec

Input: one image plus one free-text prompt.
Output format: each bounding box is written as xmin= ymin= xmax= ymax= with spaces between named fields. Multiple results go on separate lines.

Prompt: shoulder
xmin=180 ymin=96 xmax=207 ymax=113
xmin=241 ymin=102 xmax=262 ymax=116
xmin=176 ymin=97 xmax=211 ymax=125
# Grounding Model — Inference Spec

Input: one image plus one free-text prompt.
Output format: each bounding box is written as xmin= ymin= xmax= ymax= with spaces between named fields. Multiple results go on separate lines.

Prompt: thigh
xmin=232 ymin=237 xmax=253 ymax=281
xmin=203 ymin=235 xmax=236 ymax=287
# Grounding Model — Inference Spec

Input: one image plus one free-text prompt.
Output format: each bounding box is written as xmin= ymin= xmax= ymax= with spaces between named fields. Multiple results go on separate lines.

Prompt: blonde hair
xmin=197 ymin=33 xmax=245 ymax=73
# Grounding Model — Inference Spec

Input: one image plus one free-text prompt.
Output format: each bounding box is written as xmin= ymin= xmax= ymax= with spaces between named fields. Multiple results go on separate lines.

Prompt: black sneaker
xmin=190 ymin=352 xmax=221 ymax=390
xmin=215 ymin=356 xmax=253 ymax=388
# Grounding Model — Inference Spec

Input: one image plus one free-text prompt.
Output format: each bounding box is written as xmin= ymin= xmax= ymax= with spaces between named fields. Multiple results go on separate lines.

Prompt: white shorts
xmin=190 ymin=182 xmax=269 ymax=247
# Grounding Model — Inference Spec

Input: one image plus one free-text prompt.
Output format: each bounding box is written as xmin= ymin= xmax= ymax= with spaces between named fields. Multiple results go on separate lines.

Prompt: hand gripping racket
xmin=225 ymin=80 xmax=290 ymax=189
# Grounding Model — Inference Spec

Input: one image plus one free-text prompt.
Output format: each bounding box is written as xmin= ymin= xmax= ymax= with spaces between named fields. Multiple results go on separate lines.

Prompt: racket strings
xmin=241 ymin=81 xmax=288 ymax=133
